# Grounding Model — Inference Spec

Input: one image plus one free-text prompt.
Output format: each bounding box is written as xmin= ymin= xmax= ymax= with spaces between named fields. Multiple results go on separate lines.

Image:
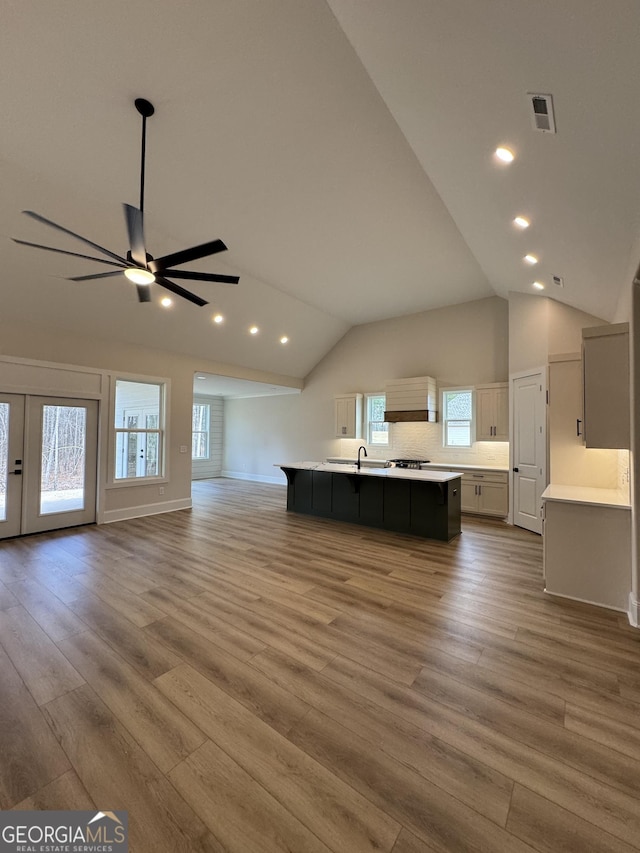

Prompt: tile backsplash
xmin=340 ymin=421 xmax=509 ymax=468
xmin=617 ymin=449 xmax=631 ymax=498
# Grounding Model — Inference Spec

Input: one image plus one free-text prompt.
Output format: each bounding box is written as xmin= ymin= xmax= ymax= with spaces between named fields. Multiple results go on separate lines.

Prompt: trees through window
xmin=192 ymin=403 xmax=210 ymax=460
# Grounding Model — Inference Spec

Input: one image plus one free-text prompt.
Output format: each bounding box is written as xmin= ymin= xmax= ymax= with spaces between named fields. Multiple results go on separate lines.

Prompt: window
xmin=366 ymin=394 xmax=389 ymax=446
xmin=192 ymin=402 xmax=210 ymax=460
xmin=442 ymin=388 xmax=474 ymax=447
xmin=114 ymin=379 xmax=164 ymax=480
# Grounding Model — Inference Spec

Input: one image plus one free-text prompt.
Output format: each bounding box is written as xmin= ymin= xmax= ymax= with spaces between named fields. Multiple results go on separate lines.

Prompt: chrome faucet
xmin=357 ymin=445 xmax=368 ymax=470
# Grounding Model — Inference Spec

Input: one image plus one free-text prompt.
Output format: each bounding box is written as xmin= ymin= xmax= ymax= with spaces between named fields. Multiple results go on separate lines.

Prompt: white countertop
xmin=421 ymin=462 xmax=509 ymax=473
xmin=278 ymin=461 xmax=462 ymax=483
xmin=325 ymin=457 xmax=508 ymax=473
xmin=542 ymin=484 xmax=631 ymax=510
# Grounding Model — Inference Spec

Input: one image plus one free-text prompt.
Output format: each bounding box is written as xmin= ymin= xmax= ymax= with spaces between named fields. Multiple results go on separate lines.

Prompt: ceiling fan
xmin=12 ymin=98 xmax=239 ymax=307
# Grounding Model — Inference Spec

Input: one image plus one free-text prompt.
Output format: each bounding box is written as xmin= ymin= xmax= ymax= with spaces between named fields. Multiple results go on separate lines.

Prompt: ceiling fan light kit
xmin=13 ymin=98 xmax=239 ymax=307
xmin=124 ymin=267 xmax=155 ymax=285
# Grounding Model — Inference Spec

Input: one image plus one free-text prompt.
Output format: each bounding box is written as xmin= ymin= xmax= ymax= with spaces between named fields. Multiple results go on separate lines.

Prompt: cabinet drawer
xmin=462 ymin=471 xmax=508 ymax=484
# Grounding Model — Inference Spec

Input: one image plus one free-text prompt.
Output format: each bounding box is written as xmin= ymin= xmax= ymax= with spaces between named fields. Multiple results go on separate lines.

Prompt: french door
xmin=0 ymin=394 xmax=98 ymax=539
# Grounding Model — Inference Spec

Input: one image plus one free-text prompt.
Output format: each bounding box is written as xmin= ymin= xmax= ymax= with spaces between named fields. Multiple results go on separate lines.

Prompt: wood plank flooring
xmin=1 ymin=478 xmax=639 ymax=852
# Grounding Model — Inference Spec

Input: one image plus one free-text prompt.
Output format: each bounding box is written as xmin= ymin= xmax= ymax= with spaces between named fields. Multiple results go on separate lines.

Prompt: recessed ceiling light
xmin=249 ymin=325 xmax=259 ymax=335
xmin=213 ymin=314 xmax=224 ymax=324
xmin=124 ymin=267 xmax=155 ymax=285
xmin=513 ymin=216 xmax=530 ymax=229
xmin=495 ymin=147 xmax=515 ymax=163
xmin=524 ymin=254 xmax=538 ymax=265
xmin=160 ymin=296 xmax=172 ymax=307
xmin=196 ymin=375 xmax=207 ymax=380
xmin=532 ymin=281 xmax=545 ymax=290
xmin=280 ymin=336 xmax=289 ymax=344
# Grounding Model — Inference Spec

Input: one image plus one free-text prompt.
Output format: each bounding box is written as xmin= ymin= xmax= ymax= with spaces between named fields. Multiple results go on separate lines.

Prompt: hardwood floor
xmin=2 ymin=478 xmax=640 ymax=852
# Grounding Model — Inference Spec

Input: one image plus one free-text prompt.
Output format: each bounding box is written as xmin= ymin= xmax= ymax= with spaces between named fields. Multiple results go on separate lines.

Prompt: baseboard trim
xmin=544 ymin=587 xmax=626 ymax=614
xmin=628 ymin=591 xmax=640 ymax=628
xmin=221 ymin=470 xmax=285 ymax=485
xmin=102 ymin=497 xmax=192 ymax=524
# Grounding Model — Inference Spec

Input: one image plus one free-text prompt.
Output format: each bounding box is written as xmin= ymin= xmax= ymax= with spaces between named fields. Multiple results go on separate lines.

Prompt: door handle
xmin=9 ymin=469 xmax=22 ymax=475
xmin=513 ymin=467 xmax=519 ymax=472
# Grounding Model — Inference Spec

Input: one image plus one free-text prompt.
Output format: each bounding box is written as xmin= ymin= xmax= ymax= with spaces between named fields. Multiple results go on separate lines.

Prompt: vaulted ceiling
xmin=2 ymin=1 xmax=639 ymax=380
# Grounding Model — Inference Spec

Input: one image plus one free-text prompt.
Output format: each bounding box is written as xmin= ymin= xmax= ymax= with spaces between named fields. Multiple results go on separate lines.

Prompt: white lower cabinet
xmin=461 ymin=472 xmax=508 ymax=516
xmin=461 ymin=481 xmax=477 ymax=513
xmin=427 ymin=466 xmax=508 ymax=517
xmin=543 ymin=491 xmax=630 ymax=611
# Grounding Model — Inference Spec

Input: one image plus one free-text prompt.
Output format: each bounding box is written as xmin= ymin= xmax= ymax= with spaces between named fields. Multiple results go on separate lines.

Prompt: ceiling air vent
xmin=528 ymin=93 xmax=556 ymax=133
xmin=552 ymin=274 xmax=564 ymax=288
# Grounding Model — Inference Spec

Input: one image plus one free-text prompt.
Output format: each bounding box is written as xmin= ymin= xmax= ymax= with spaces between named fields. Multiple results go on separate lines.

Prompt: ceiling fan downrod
xmin=134 ymin=98 xmax=155 ymax=216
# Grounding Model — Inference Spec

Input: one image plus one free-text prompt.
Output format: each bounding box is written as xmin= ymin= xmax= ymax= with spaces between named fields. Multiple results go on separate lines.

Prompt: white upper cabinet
xmin=334 ymin=394 xmax=363 ymax=439
xmin=582 ymin=323 xmax=629 ymax=449
xmin=475 ymin=383 xmax=508 ymax=441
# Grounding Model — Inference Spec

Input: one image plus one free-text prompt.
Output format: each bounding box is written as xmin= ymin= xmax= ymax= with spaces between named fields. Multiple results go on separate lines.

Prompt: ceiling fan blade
xmin=22 ymin=211 xmax=128 ymax=265
xmin=149 ymin=239 xmax=227 ymax=273
xmin=161 ymin=269 xmax=239 ymax=284
xmin=67 ymin=271 xmax=124 ymax=282
xmin=155 ymin=274 xmax=208 ymax=307
xmin=136 ymin=284 xmax=152 ymax=303
xmin=12 ymin=238 xmax=127 ymax=269
xmin=123 ymin=204 xmax=147 ymax=266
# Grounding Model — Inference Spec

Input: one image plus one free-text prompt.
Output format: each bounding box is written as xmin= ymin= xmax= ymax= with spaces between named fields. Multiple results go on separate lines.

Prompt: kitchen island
xmin=278 ymin=462 xmax=462 ymax=541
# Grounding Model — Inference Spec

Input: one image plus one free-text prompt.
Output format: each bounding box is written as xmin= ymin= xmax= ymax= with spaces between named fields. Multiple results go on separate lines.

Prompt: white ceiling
xmin=2 ymin=1 xmax=639 ymax=381
xmin=193 ymin=373 xmax=301 ymax=399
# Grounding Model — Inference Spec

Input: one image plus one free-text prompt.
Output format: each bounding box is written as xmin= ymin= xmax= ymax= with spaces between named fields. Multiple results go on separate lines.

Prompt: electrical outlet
xmin=159 ymin=487 xmax=165 ymax=495
xmin=179 ymin=445 xmax=188 ymax=453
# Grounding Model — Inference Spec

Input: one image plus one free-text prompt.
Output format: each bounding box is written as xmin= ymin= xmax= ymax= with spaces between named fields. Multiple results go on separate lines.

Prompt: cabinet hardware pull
xmin=576 ymin=418 xmax=582 ymax=437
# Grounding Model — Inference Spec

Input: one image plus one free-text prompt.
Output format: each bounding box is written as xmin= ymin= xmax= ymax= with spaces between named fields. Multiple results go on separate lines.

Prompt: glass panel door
xmin=39 ymin=404 xmax=87 ymax=515
xmin=24 ymin=397 xmax=98 ymax=535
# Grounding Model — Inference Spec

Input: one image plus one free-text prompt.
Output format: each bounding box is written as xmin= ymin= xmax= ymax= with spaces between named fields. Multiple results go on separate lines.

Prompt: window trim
xmin=441 ymin=386 xmax=475 ymax=449
xmin=365 ymin=392 xmax=390 ymax=447
xmin=107 ymin=375 xmax=170 ymax=487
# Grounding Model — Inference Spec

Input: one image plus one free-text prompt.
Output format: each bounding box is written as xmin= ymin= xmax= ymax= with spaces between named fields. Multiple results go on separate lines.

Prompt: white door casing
xmin=511 ymin=370 xmax=546 ymax=534
xmin=0 ymin=394 xmax=25 ymax=539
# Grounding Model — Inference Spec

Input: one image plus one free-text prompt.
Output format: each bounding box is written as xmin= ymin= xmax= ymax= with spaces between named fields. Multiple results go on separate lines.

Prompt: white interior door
xmin=512 ymin=372 xmax=546 ymax=534
xmin=0 ymin=394 xmax=26 ymax=539
xmin=0 ymin=395 xmax=98 ymax=539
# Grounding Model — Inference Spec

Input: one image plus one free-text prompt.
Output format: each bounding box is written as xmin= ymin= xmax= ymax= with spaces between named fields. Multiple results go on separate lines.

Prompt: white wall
xmin=508 ymin=292 xmax=606 ymax=375
xmin=548 ymin=299 xmax=609 ymax=354
xmin=223 ymin=296 xmax=510 ymax=481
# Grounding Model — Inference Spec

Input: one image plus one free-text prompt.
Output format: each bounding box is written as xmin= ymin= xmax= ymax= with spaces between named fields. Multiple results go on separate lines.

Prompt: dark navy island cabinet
xmin=281 ymin=467 xmax=461 ymax=542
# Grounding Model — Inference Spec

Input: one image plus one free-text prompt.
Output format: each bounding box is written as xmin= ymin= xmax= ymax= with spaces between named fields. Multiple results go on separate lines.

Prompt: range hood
xmin=384 ymin=376 xmax=437 ymax=423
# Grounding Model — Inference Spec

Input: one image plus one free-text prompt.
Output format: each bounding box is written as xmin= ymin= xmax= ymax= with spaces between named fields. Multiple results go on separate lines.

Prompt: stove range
xmin=389 ymin=458 xmax=431 ymax=469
